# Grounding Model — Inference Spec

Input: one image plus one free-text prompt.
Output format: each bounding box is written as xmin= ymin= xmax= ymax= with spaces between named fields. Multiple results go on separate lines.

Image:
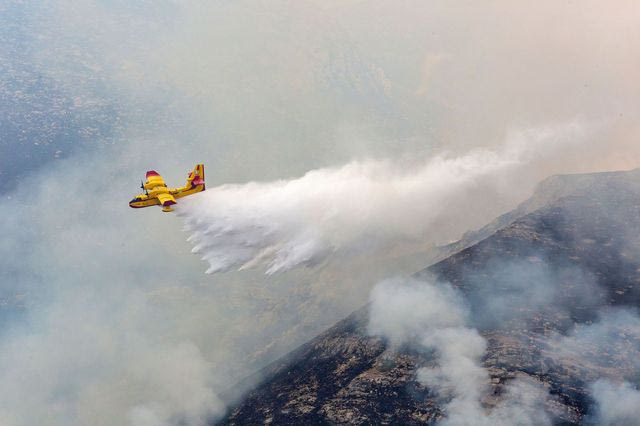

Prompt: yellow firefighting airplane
xmin=129 ymin=164 xmax=205 ymax=212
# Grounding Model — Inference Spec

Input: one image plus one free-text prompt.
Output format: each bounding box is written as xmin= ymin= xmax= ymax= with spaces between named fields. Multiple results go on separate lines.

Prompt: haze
xmin=1 ymin=1 xmax=639 ymax=424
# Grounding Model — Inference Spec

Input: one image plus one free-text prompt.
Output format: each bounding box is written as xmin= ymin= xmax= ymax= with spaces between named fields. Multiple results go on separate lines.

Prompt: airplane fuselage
xmin=129 ymin=164 xmax=205 ymax=212
xmin=129 ymin=185 xmax=203 ymax=206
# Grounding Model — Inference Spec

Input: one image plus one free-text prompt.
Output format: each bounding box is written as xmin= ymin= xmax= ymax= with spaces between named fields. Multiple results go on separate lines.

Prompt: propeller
xmin=141 ymin=180 xmax=149 ymax=195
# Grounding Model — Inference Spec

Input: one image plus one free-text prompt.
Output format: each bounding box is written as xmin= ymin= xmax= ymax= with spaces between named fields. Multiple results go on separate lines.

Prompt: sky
xmin=1 ymin=1 xmax=640 ymax=425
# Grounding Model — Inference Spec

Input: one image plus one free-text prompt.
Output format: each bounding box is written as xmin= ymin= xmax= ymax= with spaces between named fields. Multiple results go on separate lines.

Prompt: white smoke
xmin=368 ymin=277 xmax=551 ymax=425
xmin=539 ymin=308 xmax=640 ymax=425
xmin=589 ymin=380 xmax=640 ymax=426
xmin=547 ymin=309 xmax=640 ymax=366
xmin=178 ymin=120 xmax=589 ymax=275
xmin=368 ymin=278 xmax=640 ymax=424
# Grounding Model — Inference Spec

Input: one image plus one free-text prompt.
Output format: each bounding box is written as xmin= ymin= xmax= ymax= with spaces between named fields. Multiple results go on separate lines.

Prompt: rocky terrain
xmin=217 ymin=169 xmax=640 ymax=425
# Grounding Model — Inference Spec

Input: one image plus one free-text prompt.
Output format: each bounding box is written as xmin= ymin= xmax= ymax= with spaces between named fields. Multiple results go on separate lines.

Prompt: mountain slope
xmin=438 ymin=168 xmax=640 ymax=258
xmin=217 ymin=168 xmax=640 ymax=425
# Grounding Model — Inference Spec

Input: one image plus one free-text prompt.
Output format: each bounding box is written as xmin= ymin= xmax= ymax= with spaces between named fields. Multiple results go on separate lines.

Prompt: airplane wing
xmin=145 ymin=170 xmax=166 ymax=187
xmin=156 ymin=193 xmax=177 ymax=207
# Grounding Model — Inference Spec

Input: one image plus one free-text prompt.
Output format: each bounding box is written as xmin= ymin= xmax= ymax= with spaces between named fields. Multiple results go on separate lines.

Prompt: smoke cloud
xmin=589 ymin=380 xmax=640 ymax=426
xmin=368 ymin=277 xmax=551 ymax=425
xmin=368 ymin=264 xmax=640 ymax=423
xmin=549 ymin=309 xmax=640 ymax=364
xmin=463 ymin=256 xmax=605 ymax=331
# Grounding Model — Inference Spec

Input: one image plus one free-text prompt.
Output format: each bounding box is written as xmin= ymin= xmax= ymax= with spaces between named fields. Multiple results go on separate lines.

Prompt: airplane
xmin=129 ymin=164 xmax=205 ymax=212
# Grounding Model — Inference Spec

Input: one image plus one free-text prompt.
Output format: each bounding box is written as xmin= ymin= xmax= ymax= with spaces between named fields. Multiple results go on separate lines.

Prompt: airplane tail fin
xmin=187 ymin=164 xmax=205 ymax=190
